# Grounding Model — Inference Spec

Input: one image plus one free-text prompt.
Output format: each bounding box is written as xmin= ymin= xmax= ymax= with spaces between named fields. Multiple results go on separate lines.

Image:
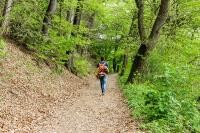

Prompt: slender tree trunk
xmin=120 ymin=54 xmax=128 ymax=76
xmin=127 ymin=0 xmax=170 ymax=83
xmin=135 ymin=0 xmax=146 ymax=42
xmin=116 ymin=64 xmax=120 ymax=73
xmin=42 ymin=0 xmax=57 ymax=35
xmin=113 ymin=35 xmax=120 ymax=73
xmin=87 ymin=13 xmax=95 ymax=29
xmin=67 ymin=0 xmax=83 ymax=74
xmin=113 ymin=58 xmax=117 ymax=72
xmin=71 ymin=0 xmax=82 ymax=51
xmin=59 ymin=1 xmax=62 ymax=36
xmin=1 ymin=0 xmax=13 ymax=33
xmin=72 ymin=0 xmax=82 ymax=27
xmin=66 ymin=9 xmax=74 ymax=24
xmin=66 ymin=9 xmax=74 ymax=39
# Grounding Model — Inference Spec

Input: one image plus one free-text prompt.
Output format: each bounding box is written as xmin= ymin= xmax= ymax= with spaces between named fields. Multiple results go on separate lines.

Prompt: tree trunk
xmin=127 ymin=0 xmax=170 ymax=83
xmin=67 ymin=0 xmax=83 ymax=74
xmin=66 ymin=52 xmax=77 ymax=75
xmin=113 ymin=39 xmax=119 ymax=73
xmin=120 ymin=54 xmax=128 ymax=76
xmin=148 ymin=0 xmax=170 ymax=49
xmin=71 ymin=0 xmax=82 ymax=50
xmin=135 ymin=0 xmax=146 ymax=42
xmin=42 ymin=0 xmax=57 ymax=35
xmin=59 ymin=1 xmax=62 ymax=36
xmin=1 ymin=0 xmax=13 ymax=33
xmin=113 ymin=58 xmax=117 ymax=72
xmin=87 ymin=13 xmax=95 ymax=29
xmin=66 ymin=9 xmax=74 ymax=39
xmin=116 ymin=64 xmax=120 ymax=73
xmin=72 ymin=0 xmax=82 ymax=27
xmin=66 ymin=9 xmax=74 ymax=24
xmin=127 ymin=44 xmax=148 ymax=83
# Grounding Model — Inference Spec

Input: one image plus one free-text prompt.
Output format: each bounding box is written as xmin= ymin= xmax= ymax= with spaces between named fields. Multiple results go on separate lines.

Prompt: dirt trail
xmin=38 ymin=74 xmax=139 ymax=133
xmin=0 ymin=42 xmax=140 ymax=132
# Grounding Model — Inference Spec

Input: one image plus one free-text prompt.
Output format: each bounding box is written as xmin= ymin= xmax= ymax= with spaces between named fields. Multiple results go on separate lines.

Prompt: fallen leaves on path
xmin=0 ymin=42 xmax=140 ymax=133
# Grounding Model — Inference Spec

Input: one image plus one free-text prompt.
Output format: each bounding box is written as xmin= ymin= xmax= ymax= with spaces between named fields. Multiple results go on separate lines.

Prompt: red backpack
xmin=98 ymin=63 xmax=107 ymax=76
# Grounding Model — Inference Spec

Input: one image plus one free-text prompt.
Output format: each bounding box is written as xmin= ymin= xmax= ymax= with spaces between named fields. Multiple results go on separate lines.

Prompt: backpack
xmin=98 ymin=63 xmax=108 ymax=76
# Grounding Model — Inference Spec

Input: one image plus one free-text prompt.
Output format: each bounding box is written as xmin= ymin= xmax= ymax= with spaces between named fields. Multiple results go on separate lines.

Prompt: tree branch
xmin=148 ymin=0 xmax=170 ymax=47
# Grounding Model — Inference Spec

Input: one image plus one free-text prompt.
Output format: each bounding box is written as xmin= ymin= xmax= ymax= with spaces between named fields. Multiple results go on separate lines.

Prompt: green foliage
xmin=1 ymin=0 xmax=136 ymax=74
xmin=6 ymin=0 xmax=91 ymax=75
xmin=122 ymin=82 xmax=200 ymax=133
xmin=9 ymin=0 xmax=45 ymax=44
xmin=31 ymin=33 xmax=74 ymax=63
xmin=0 ymin=38 xmax=6 ymax=58
xmin=1 ymin=0 xmax=199 ymax=131
xmin=120 ymin=27 xmax=200 ymax=132
xmin=74 ymin=55 xmax=91 ymax=76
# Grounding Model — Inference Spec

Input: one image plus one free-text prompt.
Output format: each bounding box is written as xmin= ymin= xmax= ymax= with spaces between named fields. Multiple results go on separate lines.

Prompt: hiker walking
xmin=96 ymin=57 xmax=109 ymax=95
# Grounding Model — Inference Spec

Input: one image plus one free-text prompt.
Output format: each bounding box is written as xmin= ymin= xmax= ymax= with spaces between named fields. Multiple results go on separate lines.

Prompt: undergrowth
xmin=0 ymin=38 xmax=6 ymax=59
xmin=74 ymin=55 xmax=92 ymax=77
xmin=6 ymin=1 xmax=92 ymax=76
xmin=120 ymin=37 xmax=200 ymax=133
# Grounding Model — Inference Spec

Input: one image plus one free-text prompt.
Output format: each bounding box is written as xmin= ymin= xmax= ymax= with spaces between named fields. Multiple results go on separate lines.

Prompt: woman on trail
xmin=96 ymin=57 xmax=109 ymax=95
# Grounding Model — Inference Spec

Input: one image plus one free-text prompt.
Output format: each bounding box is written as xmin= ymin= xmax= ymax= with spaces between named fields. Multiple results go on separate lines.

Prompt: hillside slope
xmin=0 ymin=41 xmax=85 ymax=132
xmin=0 ymin=41 xmax=139 ymax=132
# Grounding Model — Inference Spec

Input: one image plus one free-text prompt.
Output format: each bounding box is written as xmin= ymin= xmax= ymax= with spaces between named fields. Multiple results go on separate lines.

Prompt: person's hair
xmin=101 ymin=57 xmax=104 ymax=61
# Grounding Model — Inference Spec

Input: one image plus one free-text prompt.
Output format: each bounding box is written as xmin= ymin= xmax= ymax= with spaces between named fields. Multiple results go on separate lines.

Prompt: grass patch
xmin=0 ymin=38 xmax=6 ymax=59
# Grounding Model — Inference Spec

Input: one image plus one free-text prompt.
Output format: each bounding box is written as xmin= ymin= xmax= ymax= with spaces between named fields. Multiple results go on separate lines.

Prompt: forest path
xmin=39 ymin=74 xmax=139 ymax=133
xmin=0 ymin=42 xmax=141 ymax=133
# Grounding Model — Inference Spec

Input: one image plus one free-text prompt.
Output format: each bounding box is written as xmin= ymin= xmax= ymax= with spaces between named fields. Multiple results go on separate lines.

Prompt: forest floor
xmin=0 ymin=41 xmax=141 ymax=133
xmin=38 ymin=74 xmax=140 ymax=133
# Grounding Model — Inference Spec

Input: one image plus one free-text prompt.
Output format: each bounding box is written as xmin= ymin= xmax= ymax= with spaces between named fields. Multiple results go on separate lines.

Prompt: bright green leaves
xmin=122 ymin=81 xmax=200 ymax=133
xmin=119 ymin=0 xmax=200 ymax=132
xmin=0 ymin=38 xmax=6 ymax=59
xmin=74 ymin=55 xmax=91 ymax=76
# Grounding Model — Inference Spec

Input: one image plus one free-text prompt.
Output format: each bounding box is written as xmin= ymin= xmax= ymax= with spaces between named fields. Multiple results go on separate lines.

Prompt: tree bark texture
xmin=71 ymin=0 xmax=82 ymax=37
xmin=67 ymin=0 xmax=83 ymax=74
xmin=42 ymin=0 xmax=57 ymax=35
xmin=148 ymin=0 xmax=170 ymax=49
xmin=135 ymin=0 xmax=146 ymax=42
xmin=120 ymin=54 xmax=128 ymax=76
xmin=1 ymin=0 xmax=13 ymax=33
xmin=113 ymin=37 xmax=120 ymax=73
xmin=66 ymin=9 xmax=74 ymax=24
xmin=73 ymin=0 xmax=82 ymax=26
xmin=127 ymin=44 xmax=148 ymax=83
xmin=127 ymin=0 xmax=170 ymax=83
